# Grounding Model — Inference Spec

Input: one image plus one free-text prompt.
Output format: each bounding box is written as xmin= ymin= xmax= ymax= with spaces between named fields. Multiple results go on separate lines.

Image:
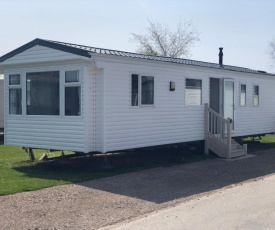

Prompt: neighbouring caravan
xmin=0 ymin=38 xmax=274 ymax=158
xmin=0 ymin=75 xmax=4 ymax=129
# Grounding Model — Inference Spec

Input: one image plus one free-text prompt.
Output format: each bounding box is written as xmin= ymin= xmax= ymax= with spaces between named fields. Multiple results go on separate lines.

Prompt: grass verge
xmin=1 ymin=134 xmax=275 ymax=196
xmin=0 ymin=141 xmax=208 ymax=196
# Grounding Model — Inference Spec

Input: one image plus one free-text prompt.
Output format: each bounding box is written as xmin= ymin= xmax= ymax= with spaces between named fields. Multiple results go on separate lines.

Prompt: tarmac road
xmin=104 ymin=174 xmax=275 ymax=230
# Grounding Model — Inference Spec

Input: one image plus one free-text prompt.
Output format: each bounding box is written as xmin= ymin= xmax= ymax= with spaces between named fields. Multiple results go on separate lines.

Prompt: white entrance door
xmin=223 ymin=79 xmax=234 ymax=125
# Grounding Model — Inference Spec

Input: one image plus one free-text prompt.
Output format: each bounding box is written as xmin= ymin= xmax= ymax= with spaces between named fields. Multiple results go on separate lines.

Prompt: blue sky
xmin=0 ymin=0 xmax=274 ymax=72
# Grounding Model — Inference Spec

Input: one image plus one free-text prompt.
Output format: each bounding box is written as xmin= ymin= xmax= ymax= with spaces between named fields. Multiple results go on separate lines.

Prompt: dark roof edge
xmin=90 ymin=51 xmax=275 ymax=77
xmin=0 ymin=38 xmax=91 ymax=63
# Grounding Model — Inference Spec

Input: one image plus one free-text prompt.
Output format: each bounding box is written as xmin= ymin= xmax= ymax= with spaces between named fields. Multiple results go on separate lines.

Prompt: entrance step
xmin=230 ymin=148 xmax=246 ymax=158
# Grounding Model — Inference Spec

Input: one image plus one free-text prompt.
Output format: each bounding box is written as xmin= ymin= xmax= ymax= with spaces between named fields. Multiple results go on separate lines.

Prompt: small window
xmin=240 ymin=84 xmax=246 ymax=106
xmin=185 ymin=79 xmax=202 ymax=105
xmin=65 ymin=70 xmax=79 ymax=83
xmin=131 ymin=74 xmax=154 ymax=106
xmin=131 ymin=74 xmax=139 ymax=106
xmin=8 ymin=74 xmax=22 ymax=115
xmin=253 ymin=85 xmax=259 ymax=106
xmin=65 ymin=70 xmax=81 ymax=116
xmin=9 ymin=74 xmax=20 ymax=85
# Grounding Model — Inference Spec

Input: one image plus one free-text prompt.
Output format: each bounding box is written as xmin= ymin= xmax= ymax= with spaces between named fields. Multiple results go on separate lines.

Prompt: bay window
xmin=7 ymin=68 xmax=82 ymax=117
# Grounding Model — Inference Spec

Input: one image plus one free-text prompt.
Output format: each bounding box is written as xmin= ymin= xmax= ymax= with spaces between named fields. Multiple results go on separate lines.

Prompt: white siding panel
xmin=234 ymin=76 xmax=275 ymax=137
xmin=86 ymin=67 xmax=104 ymax=152
xmin=96 ymin=60 xmax=209 ymax=152
xmin=94 ymin=69 xmax=104 ymax=152
xmin=95 ymin=57 xmax=275 ymax=152
xmin=5 ymin=117 xmax=85 ymax=151
xmin=2 ymin=45 xmax=83 ymax=65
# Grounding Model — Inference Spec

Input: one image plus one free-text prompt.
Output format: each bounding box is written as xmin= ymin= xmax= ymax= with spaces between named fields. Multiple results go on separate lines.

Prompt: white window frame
xmin=64 ymin=69 xmax=82 ymax=117
xmin=240 ymin=83 xmax=247 ymax=107
xmin=130 ymin=73 xmax=155 ymax=107
xmin=253 ymin=84 xmax=259 ymax=107
xmin=185 ymin=78 xmax=202 ymax=106
xmin=8 ymin=73 xmax=22 ymax=115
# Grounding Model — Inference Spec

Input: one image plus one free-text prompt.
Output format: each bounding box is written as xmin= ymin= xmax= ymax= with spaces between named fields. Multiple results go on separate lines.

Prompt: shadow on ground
xmin=13 ymin=142 xmax=275 ymax=204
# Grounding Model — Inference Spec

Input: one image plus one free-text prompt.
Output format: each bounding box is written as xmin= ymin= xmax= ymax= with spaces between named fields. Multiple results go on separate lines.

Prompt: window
xmin=65 ymin=70 xmax=81 ymax=116
xmin=253 ymin=85 xmax=259 ymax=106
xmin=185 ymin=78 xmax=202 ymax=105
xmin=240 ymin=84 xmax=246 ymax=106
xmin=131 ymin=74 xmax=139 ymax=106
xmin=26 ymin=71 xmax=60 ymax=115
xmin=131 ymin=74 xmax=154 ymax=106
xmin=65 ymin=70 xmax=79 ymax=83
xmin=8 ymin=74 xmax=22 ymax=115
xmin=141 ymin=76 xmax=154 ymax=105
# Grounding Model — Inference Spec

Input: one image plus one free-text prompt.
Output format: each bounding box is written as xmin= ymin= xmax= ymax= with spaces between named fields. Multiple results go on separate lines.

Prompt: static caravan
xmin=0 ymin=39 xmax=274 ymax=158
xmin=0 ymin=75 xmax=4 ymax=129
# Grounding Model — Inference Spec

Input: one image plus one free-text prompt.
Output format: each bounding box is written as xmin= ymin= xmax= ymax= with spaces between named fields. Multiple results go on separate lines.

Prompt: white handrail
xmin=205 ymin=103 xmax=232 ymax=158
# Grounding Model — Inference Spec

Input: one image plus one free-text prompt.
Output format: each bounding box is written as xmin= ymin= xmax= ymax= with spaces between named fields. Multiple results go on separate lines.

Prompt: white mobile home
xmin=0 ymin=75 xmax=4 ymax=129
xmin=0 ymin=39 xmax=274 ymax=158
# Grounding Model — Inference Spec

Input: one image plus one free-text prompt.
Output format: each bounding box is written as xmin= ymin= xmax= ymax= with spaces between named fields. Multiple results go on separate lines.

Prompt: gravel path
xmin=1 ymin=149 xmax=275 ymax=230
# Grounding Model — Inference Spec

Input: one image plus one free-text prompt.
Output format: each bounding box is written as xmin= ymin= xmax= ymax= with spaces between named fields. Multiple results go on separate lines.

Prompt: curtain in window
xmin=131 ymin=74 xmax=139 ymax=106
xmin=186 ymin=79 xmax=202 ymax=105
xmin=65 ymin=86 xmax=81 ymax=116
xmin=240 ymin=85 xmax=246 ymax=106
xmin=26 ymin=71 xmax=60 ymax=115
xmin=9 ymin=89 xmax=22 ymax=114
xmin=141 ymin=76 xmax=154 ymax=105
xmin=254 ymin=86 xmax=259 ymax=106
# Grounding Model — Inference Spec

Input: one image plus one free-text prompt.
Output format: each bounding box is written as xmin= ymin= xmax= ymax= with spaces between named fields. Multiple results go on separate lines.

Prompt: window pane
xmin=240 ymin=84 xmax=246 ymax=106
xmin=254 ymin=85 xmax=259 ymax=95
xmin=131 ymin=74 xmax=139 ymax=106
xmin=254 ymin=85 xmax=259 ymax=106
xmin=9 ymin=74 xmax=20 ymax=85
xmin=26 ymin=71 xmax=60 ymax=115
xmin=141 ymin=76 xmax=154 ymax=105
xmin=186 ymin=79 xmax=202 ymax=105
xmin=9 ymin=88 xmax=22 ymax=114
xmin=65 ymin=70 xmax=79 ymax=83
xmin=65 ymin=87 xmax=81 ymax=116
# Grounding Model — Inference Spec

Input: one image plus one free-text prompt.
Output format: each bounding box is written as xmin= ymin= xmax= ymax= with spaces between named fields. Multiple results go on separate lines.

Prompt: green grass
xmin=0 ymin=143 xmax=120 ymax=196
xmin=245 ymin=134 xmax=275 ymax=152
xmin=1 ymin=134 xmax=275 ymax=196
xmin=0 ymin=140 xmax=208 ymax=196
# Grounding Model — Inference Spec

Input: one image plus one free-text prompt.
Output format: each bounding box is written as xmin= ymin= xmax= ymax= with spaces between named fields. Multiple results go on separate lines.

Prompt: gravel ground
xmin=1 ymin=148 xmax=275 ymax=230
